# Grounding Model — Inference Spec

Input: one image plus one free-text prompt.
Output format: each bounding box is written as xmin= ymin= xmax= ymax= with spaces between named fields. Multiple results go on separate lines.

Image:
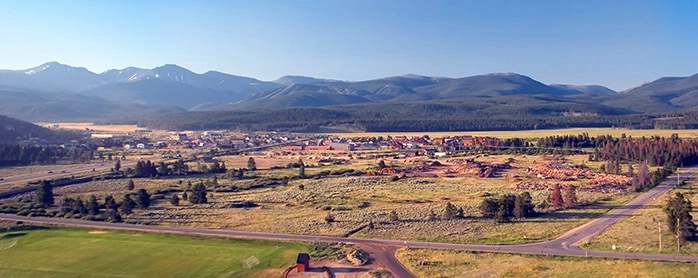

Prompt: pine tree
xmin=636 ymin=162 xmax=651 ymax=190
xmin=480 ymin=198 xmax=499 ymax=218
xmin=551 ymin=184 xmax=563 ymax=210
xmin=190 ymin=183 xmax=207 ymax=204
xmin=378 ymin=160 xmax=386 ymax=169
xmin=564 ymin=185 xmax=578 ymax=208
xmin=135 ymin=189 xmax=151 ymax=209
xmin=247 ymin=157 xmax=257 ymax=171
xmin=182 ymin=191 xmax=189 ymax=201
xmin=170 ymin=194 xmax=180 ymax=206
xmin=299 ymin=163 xmax=306 ymax=178
xmin=324 ymin=212 xmax=335 ymax=223
xmin=114 ymin=159 xmax=121 ymax=172
xmin=126 ymin=179 xmax=135 ymax=190
xmin=104 ymin=195 xmax=121 ymax=222
xmin=120 ymin=194 xmax=136 ymax=214
xmin=87 ymin=195 xmax=100 ymax=215
xmin=444 ymin=202 xmax=461 ymax=219
xmin=73 ymin=198 xmax=87 ymax=215
xmin=495 ymin=202 xmax=510 ymax=223
xmin=665 ymin=192 xmax=697 ymax=244
xmin=34 ymin=180 xmax=54 ymax=208
xmin=514 ymin=195 xmax=525 ymax=218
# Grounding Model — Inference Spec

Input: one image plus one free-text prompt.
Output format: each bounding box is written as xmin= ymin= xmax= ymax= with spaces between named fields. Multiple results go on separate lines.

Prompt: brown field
xmin=583 ymin=175 xmax=698 ymax=255
xmin=327 ymin=128 xmax=698 ymax=139
xmin=39 ymin=122 xmax=147 ymax=133
xmin=0 ymin=163 xmax=103 ymax=179
xmin=395 ymin=248 xmax=698 ymax=278
xmin=21 ymin=154 xmax=640 ymax=245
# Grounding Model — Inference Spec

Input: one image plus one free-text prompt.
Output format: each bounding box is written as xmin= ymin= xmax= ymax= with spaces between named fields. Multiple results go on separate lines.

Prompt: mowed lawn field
xmin=0 ymin=226 xmax=310 ymax=278
xmin=328 ymin=128 xmax=698 ymax=139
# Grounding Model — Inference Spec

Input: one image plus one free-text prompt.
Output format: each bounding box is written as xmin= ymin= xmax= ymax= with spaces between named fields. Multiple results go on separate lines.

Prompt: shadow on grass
xmin=2 ymin=225 xmax=50 ymax=234
xmin=1 ymin=232 xmax=28 ymax=239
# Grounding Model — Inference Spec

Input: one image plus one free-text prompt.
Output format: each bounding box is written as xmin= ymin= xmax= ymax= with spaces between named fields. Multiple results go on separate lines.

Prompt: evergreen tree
xmin=87 ymin=195 xmax=100 ymax=215
xmin=126 ymin=179 xmax=135 ymax=190
xmin=514 ymin=192 xmax=535 ymax=218
xmin=120 ymin=194 xmax=137 ymax=214
xmin=378 ymin=160 xmax=386 ymax=169
xmin=247 ymin=157 xmax=257 ymax=171
xmin=299 ymin=163 xmax=306 ymax=178
xmin=34 ymin=180 xmax=54 ymax=207
xmin=636 ymin=162 xmax=651 ymax=190
xmin=551 ymin=184 xmax=563 ymax=210
xmin=495 ymin=202 xmax=510 ymax=223
xmin=114 ymin=159 xmax=121 ymax=172
xmin=135 ymin=189 xmax=151 ymax=209
xmin=73 ymin=198 xmax=87 ymax=215
xmin=182 ymin=191 xmax=189 ymax=201
xmin=190 ymin=183 xmax=208 ymax=204
xmin=324 ymin=212 xmax=335 ymax=223
xmin=157 ymin=162 xmax=168 ymax=175
xmin=104 ymin=195 xmax=121 ymax=222
xmin=480 ymin=198 xmax=499 ymax=218
xmin=170 ymin=194 xmax=180 ymax=206
xmin=59 ymin=197 xmax=75 ymax=214
xmin=664 ymin=192 xmax=697 ymax=244
xmin=563 ymin=185 xmax=578 ymax=208
xmin=444 ymin=202 xmax=461 ymax=219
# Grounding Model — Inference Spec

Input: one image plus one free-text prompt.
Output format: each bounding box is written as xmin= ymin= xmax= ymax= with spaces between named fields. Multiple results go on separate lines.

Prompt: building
xmin=296 ymin=253 xmax=310 ymax=272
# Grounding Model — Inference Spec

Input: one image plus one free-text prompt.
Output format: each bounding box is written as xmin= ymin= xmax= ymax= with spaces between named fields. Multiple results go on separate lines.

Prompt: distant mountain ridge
xmin=1 ymin=62 xmax=697 ymax=122
xmin=219 ymin=72 xmax=617 ymax=110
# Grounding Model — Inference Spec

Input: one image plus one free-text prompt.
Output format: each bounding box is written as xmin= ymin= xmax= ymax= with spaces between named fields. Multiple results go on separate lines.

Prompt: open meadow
xmin=6 ymin=154 xmax=643 ymax=245
xmin=582 ymin=175 xmax=698 ymax=255
xmin=39 ymin=122 xmax=147 ymax=133
xmin=0 ymin=225 xmax=309 ymax=278
xmin=327 ymin=128 xmax=698 ymax=139
xmin=395 ymin=248 xmax=698 ymax=278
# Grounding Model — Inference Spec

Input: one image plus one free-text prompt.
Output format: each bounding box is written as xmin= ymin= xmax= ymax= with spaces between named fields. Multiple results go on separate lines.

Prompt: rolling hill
xmin=0 ymin=114 xmax=58 ymax=142
xmin=605 ymin=74 xmax=698 ymax=113
xmin=219 ymin=73 xmax=617 ymax=110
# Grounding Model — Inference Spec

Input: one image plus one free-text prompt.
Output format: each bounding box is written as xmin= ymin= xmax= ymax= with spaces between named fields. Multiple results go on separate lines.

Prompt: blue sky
xmin=0 ymin=0 xmax=696 ymax=90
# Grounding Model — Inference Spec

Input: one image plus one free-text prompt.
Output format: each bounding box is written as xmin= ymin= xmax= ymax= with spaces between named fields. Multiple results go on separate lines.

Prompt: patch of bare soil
xmin=286 ymin=260 xmax=371 ymax=278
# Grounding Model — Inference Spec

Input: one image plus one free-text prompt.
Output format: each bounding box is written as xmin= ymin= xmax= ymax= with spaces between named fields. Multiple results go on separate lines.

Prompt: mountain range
xmin=1 ymin=62 xmax=697 ymax=122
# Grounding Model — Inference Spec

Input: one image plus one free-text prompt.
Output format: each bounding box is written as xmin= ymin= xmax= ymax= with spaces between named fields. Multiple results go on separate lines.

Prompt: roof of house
xmin=296 ymin=253 xmax=310 ymax=264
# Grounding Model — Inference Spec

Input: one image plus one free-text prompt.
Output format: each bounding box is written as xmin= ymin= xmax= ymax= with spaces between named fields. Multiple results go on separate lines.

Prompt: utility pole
xmin=658 ymin=221 xmax=662 ymax=253
xmin=677 ymin=217 xmax=681 ymax=253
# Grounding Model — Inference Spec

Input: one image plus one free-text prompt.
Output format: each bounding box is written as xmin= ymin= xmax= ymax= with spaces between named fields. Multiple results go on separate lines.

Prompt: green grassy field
xmin=0 ymin=226 xmax=310 ymax=278
xmin=327 ymin=128 xmax=698 ymax=139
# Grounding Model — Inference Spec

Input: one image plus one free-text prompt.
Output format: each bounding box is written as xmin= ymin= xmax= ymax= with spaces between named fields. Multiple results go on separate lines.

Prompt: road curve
xmin=0 ymin=166 xmax=697 ymax=277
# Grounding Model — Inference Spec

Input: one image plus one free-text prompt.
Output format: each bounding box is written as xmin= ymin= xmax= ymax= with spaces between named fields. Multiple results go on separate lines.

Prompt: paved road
xmin=1 ymin=167 xmax=696 ymax=277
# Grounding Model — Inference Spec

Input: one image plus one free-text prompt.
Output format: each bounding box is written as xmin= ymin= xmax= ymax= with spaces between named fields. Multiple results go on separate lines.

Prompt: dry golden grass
xmin=0 ymin=163 xmax=103 ymax=179
xmin=39 ymin=122 xmax=146 ymax=133
xmin=583 ymin=177 xmax=698 ymax=255
xmin=327 ymin=128 xmax=698 ymax=139
xmin=395 ymin=248 xmax=698 ymax=278
xmin=38 ymin=155 xmax=638 ymax=245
